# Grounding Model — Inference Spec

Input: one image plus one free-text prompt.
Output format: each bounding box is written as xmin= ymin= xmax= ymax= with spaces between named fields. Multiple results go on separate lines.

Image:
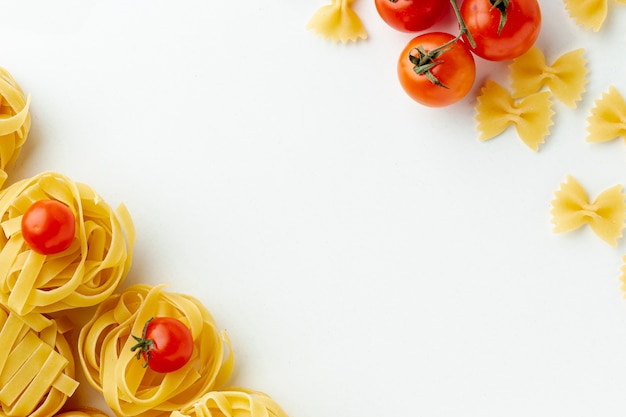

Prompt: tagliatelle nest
xmin=170 ymin=388 xmax=289 ymax=417
xmin=0 ymin=171 xmax=135 ymax=331
xmin=53 ymin=408 xmax=110 ymax=417
xmin=0 ymin=67 xmax=31 ymax=188
xmin=77 ymin=284 xmax=235 ymax=417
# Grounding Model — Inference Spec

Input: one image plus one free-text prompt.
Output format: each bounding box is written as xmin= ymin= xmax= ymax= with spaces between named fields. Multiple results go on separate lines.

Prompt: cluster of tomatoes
xmin=375 ymin=0 xmax=542 ymax=107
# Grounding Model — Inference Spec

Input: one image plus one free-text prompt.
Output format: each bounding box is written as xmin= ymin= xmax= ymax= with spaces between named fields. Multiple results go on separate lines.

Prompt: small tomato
xmin=21 ymin=199 xmax=76 ymax=255
xmin=397 ymin=32 xmax=476 ymax=107
xmin=375 ymin=0 xmax=450 ymax=32
xmin=131 ymin=317 xmax=194 ymax=373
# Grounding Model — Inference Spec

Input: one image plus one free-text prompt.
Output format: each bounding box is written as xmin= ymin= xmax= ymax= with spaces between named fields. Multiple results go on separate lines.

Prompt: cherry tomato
xmin=21 ymin=199 xmax=76 ymax=255
xmin=375 ymin=0 xmax=449 ymax=32
xmin=131 ymin=317 xmax=194 ymax=373
xmin=397 ymin=32 xmax=476 ymax=107
xmin=461 ymin=0 xmax=541 ymax=61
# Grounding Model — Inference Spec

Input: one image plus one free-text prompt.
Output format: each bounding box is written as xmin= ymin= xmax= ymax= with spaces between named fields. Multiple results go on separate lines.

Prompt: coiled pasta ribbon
xmin=306 ymin=0 xmax=367 ymax=43
xmin=509 ymin=47 xmax=588 ymax=108
xmin=0 ymin=305 xmax=78 ymax=417
xmin=564 ymin=0 xmax=626 ymax=31
xmin=171 ymin=388 xmax=288 ymax=417
xmin=586 ymin=86 xmax=626 ymax=144
xmin=54 ymin=408 xmax=110 ymax=417
xmin=78 ymin=284 xmax=234 ymax=417
xmin=550 ymin=175 xmax=626 ymax=246
xmin=0 ymin=171 xmax=135 ymax=331
xmin=0 ymin=67 xmax=31 ymax=188
xmin=475 ymin=80 xmax=554 ymax=151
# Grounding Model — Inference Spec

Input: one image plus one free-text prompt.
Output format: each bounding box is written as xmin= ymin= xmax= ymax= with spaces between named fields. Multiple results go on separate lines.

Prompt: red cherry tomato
xmin=131 ymin=317 xmax=194 ymax=373
xmin=21 ymin=199 xmax=76 ymax=255
xmin=461 ymin=0 xmax=541 ymax=61
xmin=375 ymin=0 xmax=450 ymax=32
xmin=397 ymin=32 xmax=476 ymax=107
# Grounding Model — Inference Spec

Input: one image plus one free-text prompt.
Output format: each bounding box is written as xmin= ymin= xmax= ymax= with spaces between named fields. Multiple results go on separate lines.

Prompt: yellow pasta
xmin=54 ymin=408 xmax=110 ymax=417
xmin=306 ymin=0 xmax=367 ymax=43
xmin=0 ymin=171 xmax=135 ymax=331
xmin=0 ymin=67 xmax=31 ymax=188
xmin=563 ymin=0 xmax=626 ymax=31
xmin=0 ymin=304 xmax=79 ymax=417
xmin=475 ymin=80 xmax=554 ymax=151
xmin=171 ymin=388 xmax=288 ymax=417
xmin=586 ymin=86 xmax=626 ymax=143
xmin=77 ymin=284 xmax=234 ymax=417
xmin=509 ymin=47 xmax=588 ymax=108
xmin=550 ymin=175 xmax=626 ymax=246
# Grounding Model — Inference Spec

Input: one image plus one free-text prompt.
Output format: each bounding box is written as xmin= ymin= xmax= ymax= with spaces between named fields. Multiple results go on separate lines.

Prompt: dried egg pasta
xmin=306 ymin=0 xmax=367 ymax=43
xmin=586 ymin=86 xmax=626 ymax=143
xmin=563 ymin=0 xmax=626 ymax=31
xmin=509 ymin=47 xmax=588 ymax=108
xmin=171 ymin=388 xmax=288 ymax=417
xmin=0 ymin=171 xmax=135 ymax=331
xmin=550 ymin=175 xmax=626 ymax=246
xmin=78 ymin=284 xmax=234 ymax=417
xmin=54 ymin=408 xmax=109 ymax=417
xmin=0 ymin=67 xmax=31 ymax=188
xmin=475 ymin=80 xmax=554 ymax=151
xmin=0 ymin=304 xmax=78 ymax=417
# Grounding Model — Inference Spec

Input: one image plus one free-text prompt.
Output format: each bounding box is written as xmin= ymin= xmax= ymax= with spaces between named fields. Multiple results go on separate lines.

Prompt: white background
xmin=2 ymin=1 xmax=626 ymax=416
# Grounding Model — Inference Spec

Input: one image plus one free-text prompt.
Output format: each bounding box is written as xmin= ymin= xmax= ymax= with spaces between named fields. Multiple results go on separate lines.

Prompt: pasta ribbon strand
xmin=78 ymin=284 xmax=234 ymax=417
xmin=475 ymin=80 xmax=554 ymax=151
xmin=586 ymin=86 xmax=626 ymax=143
xmin=306 ymin=0 xmax=367 ymax=43
xmin=550 ymin=175 xmax=626 ymax=246
xmin=171 ymin=388 xmax=289 ymax=417
xmin=509 ymin=47 xmax=588 ymax=108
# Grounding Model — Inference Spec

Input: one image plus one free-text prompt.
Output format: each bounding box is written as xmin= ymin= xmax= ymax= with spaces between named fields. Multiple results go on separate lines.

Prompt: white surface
xmin=2 ymin=1 xmax=626 ymax=416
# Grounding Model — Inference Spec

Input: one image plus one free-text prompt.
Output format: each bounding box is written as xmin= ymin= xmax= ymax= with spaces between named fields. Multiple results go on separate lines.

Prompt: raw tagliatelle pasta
xmin=509 ymin=47 xmax=588 ymax=108
xmin=53 ymin=408 xmax=109 ymax=417
xmin=77 ymin=284 xmax=234 ymax=417
xmin=475 ymin=80 xmax=554 ymax=151
xmin=586 ymin=86 xmax=626 ymax=143
xmin=0 ymin=67 xmax=31 ymax=188
xmin=563 ymin=0 xmax=626 ymax=31
xmin=0 ymin=304 xmax=79 ymax=417
xmin=550 ymin=175 xmax=626 ymax=246
xmin=170 ymin=388 xmax=288 ymax=417
xmin=306 ymin=0 xmax=367 ymax=43
xmin=0 ymin=171 xmax=135 ymax=331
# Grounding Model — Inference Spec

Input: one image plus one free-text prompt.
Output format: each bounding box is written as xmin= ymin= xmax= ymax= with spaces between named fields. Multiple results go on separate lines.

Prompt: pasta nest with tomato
xmin=0 ymin=67 xmax=30 ymax=188
xmin=170 ymin=388 xmax=289 ymax=417
xmin=0 ymin=171 xmax=135 ymax=331
xmin=77 ymin=284 xmax=234 ymax=417
xmin=0 ymin=304 xmax=79 ymax=417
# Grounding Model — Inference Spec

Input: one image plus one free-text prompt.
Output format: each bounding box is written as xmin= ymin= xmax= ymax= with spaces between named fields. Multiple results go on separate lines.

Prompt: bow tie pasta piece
xmin=171 ymin=388 xmax=289 ymax=417
xmin=586 ymin=86 xmax=626 ymax=143
xmin=550 ymin=175 xmax=626 ymax=246
xmin=0 ymin=171 xmax=135 ymax=331
xmin=306 ymin=0 xmax=367 ymax=43
xmin=0 ymin=305 xmax=79 ymax=417
xmin=475 ymin=80 xmax=554 ymax=151
xmin=564 ymin=0 xmax=626 ymax=31
xmin=0 ymin=68 xmax=31 ymax=188
xmin=77 ymin=284 xmax=234 ymax=417
xmin=509 ymin=47 xmax=588 ymax=108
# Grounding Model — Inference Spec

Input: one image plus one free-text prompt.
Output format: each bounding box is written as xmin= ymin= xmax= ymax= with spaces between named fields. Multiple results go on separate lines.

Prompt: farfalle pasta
xmin=0 ymin=171 xmax=135 ymax=331
xmin=586 ymin=86 xmax=626 ymax=143
xmin=509 ymin=47 xmax=588 ymax=108
xmin=563 ymin=0 xmax=626 ymax=31
xmin=550 ymin=175 xmax=626 ymax=246
xmin=77 ymin=284 xmax=234 ymax=417
xmin=0 ymin=67 xmax=31 ymax=188
xmin=475 ymin=80 xmax=554 ymax=151
xmin=306 ymin=0 xmax=367 ymax=43
xmin=170 ymin=388 xmax=288 ymax=417
xmin=0 ymin=305 xmax=79 ymax=417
